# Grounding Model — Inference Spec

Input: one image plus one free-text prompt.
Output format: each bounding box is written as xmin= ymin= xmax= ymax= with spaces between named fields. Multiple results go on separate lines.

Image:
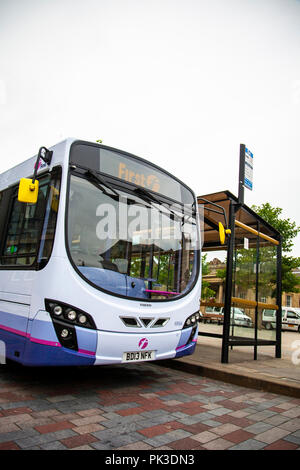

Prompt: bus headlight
xmin=66 ymin=309 xmax=77 ymax=321
xmin=45 ymin=299 xmax=96 ymax=330
xmin=183 ymin=312 xmax=200 ymax=329
xmin=53 ymin=305 xmax=63 ymax=316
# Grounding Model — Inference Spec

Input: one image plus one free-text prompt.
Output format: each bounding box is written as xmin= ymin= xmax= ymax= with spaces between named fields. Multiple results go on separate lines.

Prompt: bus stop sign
xmin=238 ymin=144 xmax=254 ymax=203
xmin=244 ymin=147 xmax=253 ymax=190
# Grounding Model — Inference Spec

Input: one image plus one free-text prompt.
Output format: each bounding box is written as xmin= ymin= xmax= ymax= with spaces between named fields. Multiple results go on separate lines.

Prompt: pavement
xmin=0 ymin=362 xmax=299 ymax=450
xmin=161 ymin=334 xmax=300 ymax=399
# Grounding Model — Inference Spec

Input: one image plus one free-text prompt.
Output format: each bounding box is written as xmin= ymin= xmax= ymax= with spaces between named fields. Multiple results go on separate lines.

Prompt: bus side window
xmin=37 ymin=169 xmax=61 ymax=268
xmin=0 ymin=180 xmax=48 ymax=266
xmin=0 ymin=189 xmax=11 ymax=255
xmin=0 ymin=169 xmax=61 ymax=268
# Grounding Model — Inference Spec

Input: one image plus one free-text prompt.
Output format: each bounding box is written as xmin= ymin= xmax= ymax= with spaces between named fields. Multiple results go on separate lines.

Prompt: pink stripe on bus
xmin=0 ymin=324 xmax=95 ymax=356
xmin=145 ymin=289 xmax=180 ymax=296
xmin=0 ymin=324 xmax=30 ymax=338
xmin=29 ymin=337 xmax=61 ymax=348
xmin=78 ymin=349 xmax=95 ymax=356
xmin=176 ymin=339 xmax=197 ymax=351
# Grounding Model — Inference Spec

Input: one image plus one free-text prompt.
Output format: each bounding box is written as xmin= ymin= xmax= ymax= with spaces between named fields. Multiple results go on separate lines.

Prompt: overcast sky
xmin=0 ymin=0 xmax=300 ymax=255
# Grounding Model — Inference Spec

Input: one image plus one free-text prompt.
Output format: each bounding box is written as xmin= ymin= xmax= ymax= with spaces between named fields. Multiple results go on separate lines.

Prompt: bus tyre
xmin=265 ymin=322 xmax=272 ymax=330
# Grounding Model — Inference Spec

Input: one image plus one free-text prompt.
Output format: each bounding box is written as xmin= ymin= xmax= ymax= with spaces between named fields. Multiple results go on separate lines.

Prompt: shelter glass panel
xmin=257 ymin=239 xmax=277 ymax=341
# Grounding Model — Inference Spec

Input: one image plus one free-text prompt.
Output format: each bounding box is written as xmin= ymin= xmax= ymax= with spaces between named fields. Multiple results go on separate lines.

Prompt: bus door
xmin=0 ymin=172 xmax=60 ymax=360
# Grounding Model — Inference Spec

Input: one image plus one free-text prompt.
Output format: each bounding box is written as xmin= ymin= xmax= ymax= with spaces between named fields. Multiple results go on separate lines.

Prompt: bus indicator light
xmin=78 ymin=314 xmax=87 ymax=324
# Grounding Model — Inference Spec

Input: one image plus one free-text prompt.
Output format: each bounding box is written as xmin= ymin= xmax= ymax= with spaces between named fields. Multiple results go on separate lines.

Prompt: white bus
xmin=0 ymin=139 xmax=201 ymax=366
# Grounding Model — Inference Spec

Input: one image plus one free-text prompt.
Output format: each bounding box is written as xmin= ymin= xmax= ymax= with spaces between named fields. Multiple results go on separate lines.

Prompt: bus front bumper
xmin=21 ymin=319 xmax=198 ymax=366
xmin=93 ymin=327 xmax=197 ymax=365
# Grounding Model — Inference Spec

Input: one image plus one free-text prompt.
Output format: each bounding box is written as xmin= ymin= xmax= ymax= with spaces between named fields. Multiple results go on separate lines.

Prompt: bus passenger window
xmin=0 ymin=170 xmax=61 ymax=268
xmin=37 ymin=170 xmax=61 ymax=267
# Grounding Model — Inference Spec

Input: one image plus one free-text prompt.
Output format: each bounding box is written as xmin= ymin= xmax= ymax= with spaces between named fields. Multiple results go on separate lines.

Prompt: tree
xmin=251 ymin=203 xmax=300 ymax=253
xmin=251 ymin=203 xmax=300 ymax=294
xmin=212 ymin=203 xmax=300 ymax=296
xmin=201 ymin=254 xmax=216 ymax=300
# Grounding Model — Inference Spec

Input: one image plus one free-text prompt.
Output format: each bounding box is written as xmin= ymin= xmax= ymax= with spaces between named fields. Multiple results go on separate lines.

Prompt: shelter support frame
xmin=198 ymin=191 xmax=282 ymax=364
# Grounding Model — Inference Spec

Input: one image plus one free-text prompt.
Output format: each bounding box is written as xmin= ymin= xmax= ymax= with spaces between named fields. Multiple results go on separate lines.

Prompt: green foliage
xmin=233 ymin=246 xmax=278 ymax=298
xmin=210 ymin=204 xmax=300 ymax=295
xmin=251 ymin=202 xmax=300 ymax=253
xmin=201 ymin=254 xmax=216 ymax=300
xmin=251 ymin=202 xmax=300 ymax=294
xmin=281 ymin=256 xmax=300 ymax=293
xmin=216 ymin=267 xmax=226 ymax=280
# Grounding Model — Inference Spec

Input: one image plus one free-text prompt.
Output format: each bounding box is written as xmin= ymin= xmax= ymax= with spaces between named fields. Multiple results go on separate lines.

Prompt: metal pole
xmin=276 ymin=238 xmax=282 ymax=358
xmin=254 ymin=222 xmax=260 ymax=361
xmin=238 ymin=144 xmax=245 ymax=205
xmin=221 ymin=200 xmax=236 ymax=363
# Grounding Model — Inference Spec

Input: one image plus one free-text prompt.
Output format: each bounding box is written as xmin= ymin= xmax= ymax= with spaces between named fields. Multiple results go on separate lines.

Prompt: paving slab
xmin=0 ymin=362 xmax=299 ymax=450
xmin=159 ymin=338 xmax=300 ymax=398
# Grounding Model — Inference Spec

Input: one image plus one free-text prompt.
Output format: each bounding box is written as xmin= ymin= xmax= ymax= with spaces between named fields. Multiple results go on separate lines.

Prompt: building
xmin=202 ymin=258 xmax=300 ymax=309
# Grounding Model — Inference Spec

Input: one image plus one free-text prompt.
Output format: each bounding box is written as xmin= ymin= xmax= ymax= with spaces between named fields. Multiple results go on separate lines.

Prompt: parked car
xmin=201 ymin=306 xmax=224 ymax=324
xmin=231 ymin=308 xmax=253 ymax=327
xmin=202 ymin=306 xmax=253 ymax=327
xmin=262 ymin=307 xmax=300 ymax=332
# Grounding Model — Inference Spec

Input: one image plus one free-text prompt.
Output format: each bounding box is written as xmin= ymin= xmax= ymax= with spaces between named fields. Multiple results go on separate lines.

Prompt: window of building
xmin=286 ymin=295 xmax=292 ymax=307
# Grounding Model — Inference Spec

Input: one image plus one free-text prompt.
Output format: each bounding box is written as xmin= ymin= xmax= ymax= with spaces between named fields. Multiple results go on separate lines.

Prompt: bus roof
xmin=0 ymin=138 xmax=74 ymax=191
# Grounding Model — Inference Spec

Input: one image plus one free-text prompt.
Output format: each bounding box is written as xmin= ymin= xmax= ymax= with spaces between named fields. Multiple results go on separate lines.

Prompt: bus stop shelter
xmin=197 ymin=190 xmax=282 ymax=364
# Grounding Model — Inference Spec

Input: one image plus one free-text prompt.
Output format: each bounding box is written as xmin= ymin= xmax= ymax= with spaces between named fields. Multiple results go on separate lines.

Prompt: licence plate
xmin=288 ymin=324 xmax=296 ymax=328
xmin=122 ymin=350 xmax=156 ymax=363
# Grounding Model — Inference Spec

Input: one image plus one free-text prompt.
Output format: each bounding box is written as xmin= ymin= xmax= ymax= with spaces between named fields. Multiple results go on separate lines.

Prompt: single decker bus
xmin=0 ymin=139 xmax=201 ymax=366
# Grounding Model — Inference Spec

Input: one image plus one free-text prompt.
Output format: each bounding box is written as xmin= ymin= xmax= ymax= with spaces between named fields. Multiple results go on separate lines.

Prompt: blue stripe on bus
xmin=0 ymin=310 xmax=28 ymax=337
xmin=0 ymin=326 xmax=96 ymax=366
xmin=75 ymin=326 xmax=97 ymax=356
xmin=175 ymin=340 xmax=197 ymax=358
xmin=176 ymin=327 xmax=193 ymax=349
xmin=22 ymin=340 xmax=96 ymax=366
xmin=0 ymin=310 xmax=97 ymax=365
xmin=175 ymin=324 xmax=198 ymax=358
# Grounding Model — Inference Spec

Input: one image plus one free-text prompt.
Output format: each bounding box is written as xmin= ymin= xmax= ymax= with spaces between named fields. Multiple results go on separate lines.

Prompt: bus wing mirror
xmin=18 ymin=178 xmax=39 ymax=204
xmin=17 ymin=146 xmax=52 ymax=204
xmin=219 ymin=222 xmax=231 ymax=245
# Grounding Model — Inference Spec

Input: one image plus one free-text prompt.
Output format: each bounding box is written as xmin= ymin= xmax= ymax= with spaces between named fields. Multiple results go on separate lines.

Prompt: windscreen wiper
xmin=85 ymin=169 xmax=119 ymax=198
xmin=134 ymin=186 xmax=162 ymax=205
xmin=134 ymin=187 xmax=196 ymax=225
